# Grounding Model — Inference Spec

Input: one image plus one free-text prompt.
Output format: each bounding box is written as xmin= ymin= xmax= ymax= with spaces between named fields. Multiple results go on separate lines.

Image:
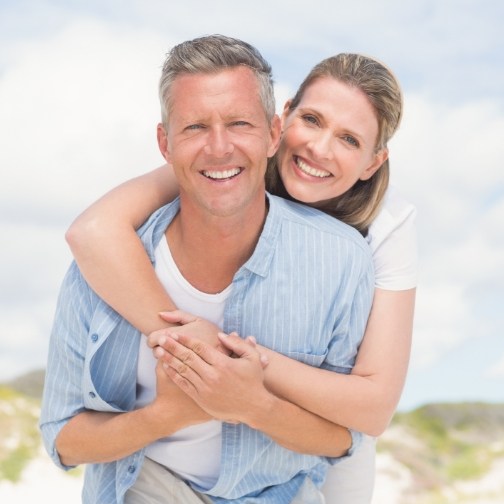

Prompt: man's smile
xmin=201 ymin=167 xmax=243 ymax=180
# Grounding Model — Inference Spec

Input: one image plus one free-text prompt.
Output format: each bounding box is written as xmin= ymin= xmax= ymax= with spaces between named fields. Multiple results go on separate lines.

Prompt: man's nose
xmin=204 ymin=127 xmax=234 ymax=157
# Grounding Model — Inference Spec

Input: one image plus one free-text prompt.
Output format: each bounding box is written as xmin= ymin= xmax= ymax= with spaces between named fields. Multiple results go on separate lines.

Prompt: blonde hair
xmin=266 ymin=53 xmax=403 ymax=235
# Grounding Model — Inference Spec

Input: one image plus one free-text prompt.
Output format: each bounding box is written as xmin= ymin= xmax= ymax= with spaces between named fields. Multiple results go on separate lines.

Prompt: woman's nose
xmin=307 ymin=131 xmax=334 ymax=160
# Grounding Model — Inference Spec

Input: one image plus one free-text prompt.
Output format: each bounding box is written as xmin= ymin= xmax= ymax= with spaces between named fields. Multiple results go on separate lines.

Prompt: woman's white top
xmin=322 ymin=186 xmax=418 ymax=502
xmin=367 ymin=185 xmax=418 ymax=290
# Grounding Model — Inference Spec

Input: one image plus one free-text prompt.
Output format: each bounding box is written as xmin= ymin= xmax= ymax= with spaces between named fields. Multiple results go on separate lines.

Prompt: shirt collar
xmin=240 ymin=193 xmax=281 ymax=278
xmin=137 ymin=193 xmax=281 ymax=279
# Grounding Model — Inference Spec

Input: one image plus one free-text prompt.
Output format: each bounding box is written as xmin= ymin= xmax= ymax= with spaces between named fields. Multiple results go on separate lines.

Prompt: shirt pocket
xmin=282 ymin=350 xmax=328 ymax=367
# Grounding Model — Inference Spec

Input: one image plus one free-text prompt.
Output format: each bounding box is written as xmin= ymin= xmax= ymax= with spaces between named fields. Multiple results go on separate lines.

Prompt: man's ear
xmin=360 ymin=147 xmax=389 ymax=181
xmin=267 ymin=114 xmax=282 ymax=158
xmin=157 ymin=123 xmax=172 ymax=163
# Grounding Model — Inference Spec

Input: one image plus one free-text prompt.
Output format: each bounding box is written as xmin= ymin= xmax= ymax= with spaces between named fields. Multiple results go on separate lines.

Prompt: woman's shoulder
xmin=367 ymin=185 xmax=418 ymax=290
xmin=368 ymin=185 xmax=417 ymax=251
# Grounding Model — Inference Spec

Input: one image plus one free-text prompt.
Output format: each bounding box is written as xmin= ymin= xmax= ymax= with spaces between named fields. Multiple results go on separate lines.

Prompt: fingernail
xmin=218 ymin=332 xmax=228 ymax=338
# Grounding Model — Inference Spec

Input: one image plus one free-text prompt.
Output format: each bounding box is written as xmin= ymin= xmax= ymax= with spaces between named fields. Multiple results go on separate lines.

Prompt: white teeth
xmin=296 ymin=158 xmax=331 ymax=178
xmin=202 ymin=168 xmax=241 ymax=180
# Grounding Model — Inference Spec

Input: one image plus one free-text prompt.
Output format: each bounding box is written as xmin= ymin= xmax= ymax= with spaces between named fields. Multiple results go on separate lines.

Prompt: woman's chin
xmin=287 ymin=188 xmax=324 ymax=204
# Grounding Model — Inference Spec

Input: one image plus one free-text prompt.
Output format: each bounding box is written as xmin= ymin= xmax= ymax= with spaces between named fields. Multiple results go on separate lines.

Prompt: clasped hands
xmin=149 ymin=310 xmax=270 ymax=427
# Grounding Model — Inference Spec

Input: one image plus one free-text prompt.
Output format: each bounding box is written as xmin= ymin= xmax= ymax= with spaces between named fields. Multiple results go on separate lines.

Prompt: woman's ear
xmin=360 ymin=147 xmax=389 ymax=181
xmin=157 ymin=123 xmax=172 ymax=164
xmin=280 ymin=99 xmax=293 ymax=130
xmin=267 ymin=114 xmax=282 ymax=158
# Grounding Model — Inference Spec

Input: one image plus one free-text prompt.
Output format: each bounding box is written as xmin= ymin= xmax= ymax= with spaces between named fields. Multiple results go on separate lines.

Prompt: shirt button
xmin=89 ymin=391 xmax=96 ymax=398
xmin=91 ymin=333 xmax=99 ymax=342
xmin=127 ymin=465 xmax=136 ymax=474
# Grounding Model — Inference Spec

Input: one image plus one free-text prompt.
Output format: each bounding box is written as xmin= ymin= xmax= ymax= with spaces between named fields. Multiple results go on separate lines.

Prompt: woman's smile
xmin=293 ymin=155 xmax=332 ymax=179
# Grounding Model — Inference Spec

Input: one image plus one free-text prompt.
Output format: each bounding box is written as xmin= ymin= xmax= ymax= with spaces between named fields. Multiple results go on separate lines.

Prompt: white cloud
xmin=0 ymin=222 xmax=70 ymax=301
xmin=389 ymin=92 xmax=504 ymax=370
xmin=0 ymin=220 xmax=71 ymax=380
xmin=0 ymin=18 xmax=168 ymax=217
xmin=392 ymin=94 xmax=504 ymax=203
xmin=485 ymin=354 xmax=504 ymax=379
xmin=409 ymin=283 xmax=470 ymax=370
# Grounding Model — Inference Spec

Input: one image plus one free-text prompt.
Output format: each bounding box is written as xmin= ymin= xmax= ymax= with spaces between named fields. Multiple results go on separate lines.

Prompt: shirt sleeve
xmin=323 ymin=246 xmax=375 ymax=375
xmin=39 ymin=262 xmax=93 ymax=470
xmin=368 ymin=187 xmax=418 ymax=291
xmin=324 ymin=245 xmax=374 ymax=463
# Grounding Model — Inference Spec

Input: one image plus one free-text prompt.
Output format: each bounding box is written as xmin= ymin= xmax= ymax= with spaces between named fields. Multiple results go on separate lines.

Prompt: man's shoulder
xmin=138 ymin=198 xmax=180 ymax=234
xmin=268 ymin=194 xmax=370 ymax=253
xmin=135 ymin=198 xmax=180 ymax=254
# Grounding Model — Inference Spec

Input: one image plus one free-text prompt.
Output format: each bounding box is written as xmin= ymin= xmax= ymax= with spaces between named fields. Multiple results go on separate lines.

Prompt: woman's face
xmin=276 ymin=77 xmax=388 ymax=203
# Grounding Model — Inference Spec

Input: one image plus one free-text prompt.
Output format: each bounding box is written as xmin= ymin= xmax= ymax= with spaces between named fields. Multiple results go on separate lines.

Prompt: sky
xmin=0 ymin=0 xmax=503 ymax=412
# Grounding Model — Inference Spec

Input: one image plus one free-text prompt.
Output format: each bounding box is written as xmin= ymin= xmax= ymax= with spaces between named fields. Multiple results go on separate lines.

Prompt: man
xmin=40 ymin=35 xmax=374 ymax=503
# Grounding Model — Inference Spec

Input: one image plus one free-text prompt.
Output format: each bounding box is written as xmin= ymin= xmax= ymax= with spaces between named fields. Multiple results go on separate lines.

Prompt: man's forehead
xmin=170 ymin=67 xmax=259 ymax=95
xmin=169 ymin=68 xmax=266 ymax=121
xmin=176 ymin=107 xmax=261 ymax=122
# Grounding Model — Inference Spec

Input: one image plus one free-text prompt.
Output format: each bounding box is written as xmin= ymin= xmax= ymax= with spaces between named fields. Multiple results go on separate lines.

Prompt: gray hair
xmin=159 ymin=35 xmax=276 ymax=126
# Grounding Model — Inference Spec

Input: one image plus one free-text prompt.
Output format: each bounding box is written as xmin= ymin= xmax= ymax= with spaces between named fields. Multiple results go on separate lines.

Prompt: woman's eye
xmin=302 ymin=114 xmax=318 ymax=125
xmin=343 ymin=135 xmax=359 ymax=147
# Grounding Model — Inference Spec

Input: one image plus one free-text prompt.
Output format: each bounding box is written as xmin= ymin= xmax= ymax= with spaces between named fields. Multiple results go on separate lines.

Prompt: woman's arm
xmin=66 ymin=165 xmax=179 ymax=335
xmin=156 ymin=287 xmax=415 ymax=437
xmin=153 ymin=332 xmax=353 ymax=458
xmin=67 ymin=165 xmax=415 ymax=437
xmin=257 ymin=288 xmax=415 ymax=436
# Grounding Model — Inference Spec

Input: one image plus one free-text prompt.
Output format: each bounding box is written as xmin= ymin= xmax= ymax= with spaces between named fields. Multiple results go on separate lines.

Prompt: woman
xmin=66 ymin=53 xmax=417 ymax=502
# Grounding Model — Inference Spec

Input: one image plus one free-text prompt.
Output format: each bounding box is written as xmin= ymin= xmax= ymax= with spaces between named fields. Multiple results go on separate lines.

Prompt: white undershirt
xmin=136 ymin=236 xmax=232 ymax=490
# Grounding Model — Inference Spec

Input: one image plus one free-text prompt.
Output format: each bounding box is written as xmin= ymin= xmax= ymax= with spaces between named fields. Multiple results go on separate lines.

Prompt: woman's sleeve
xmin=369 ymin=189 xmax=418 ymax=291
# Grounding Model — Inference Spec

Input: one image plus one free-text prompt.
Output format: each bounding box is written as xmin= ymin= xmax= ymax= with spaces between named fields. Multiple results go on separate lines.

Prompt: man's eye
xmin=185 ymin=124 xmax=204 ymax=131
xmin=231 ymin=121 xmax=250 ymax=127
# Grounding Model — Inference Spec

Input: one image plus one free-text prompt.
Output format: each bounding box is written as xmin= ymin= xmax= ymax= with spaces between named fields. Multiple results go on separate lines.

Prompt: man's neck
xmin=166 ymin=198 xmax=268 ymax=294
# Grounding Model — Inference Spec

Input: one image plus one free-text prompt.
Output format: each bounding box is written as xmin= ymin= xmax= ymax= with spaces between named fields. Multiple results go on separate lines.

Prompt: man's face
xmin=158 ymin=66 xmax=281 ymax=218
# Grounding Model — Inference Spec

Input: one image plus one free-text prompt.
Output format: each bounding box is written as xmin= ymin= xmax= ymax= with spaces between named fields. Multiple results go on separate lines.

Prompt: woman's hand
xmin=151 ymin=310 xmax=269 ymax=367
xmin=152 ymin=332 xmax=272 ymax=425
xmin=150 ymin=309 xmax=227 ymax=353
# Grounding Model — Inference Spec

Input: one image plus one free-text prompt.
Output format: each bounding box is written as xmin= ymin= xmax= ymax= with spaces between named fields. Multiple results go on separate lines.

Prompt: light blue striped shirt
xmin=40 ymin=194 xmax=374 ymax=503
